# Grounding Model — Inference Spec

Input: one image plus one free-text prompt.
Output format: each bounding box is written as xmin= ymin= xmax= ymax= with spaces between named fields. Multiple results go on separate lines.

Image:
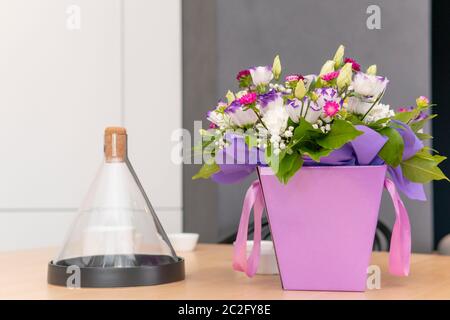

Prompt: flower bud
xmin=226 ymin=90 xmax=235 ymax=104
xmin=272 ymin=55 xmax=282 ymax=80
xmin=333 ymin=45 xmax=345 ymax=69
xmin=366 ymin=65 xmax=377 ymax=76
xmin=319 ymin=60 xmax=335 ymax=76
xmin=294 ymin=80 xmax=307 ymax=100
xmin=416 ymin=96 xmax=430 ymax=108
xmin=336 ymin=63 xmax=353 ymax=90
xmin=310 ymin=92 xmax=319 ymax=102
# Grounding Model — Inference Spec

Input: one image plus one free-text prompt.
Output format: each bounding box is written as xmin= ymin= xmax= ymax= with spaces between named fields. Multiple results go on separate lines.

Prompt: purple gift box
xmin=258 ymin=165 xmax=387 ymax=291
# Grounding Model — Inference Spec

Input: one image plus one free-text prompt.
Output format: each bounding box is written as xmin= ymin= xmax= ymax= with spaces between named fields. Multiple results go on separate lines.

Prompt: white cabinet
xmin=0 ymin=0 xmax=182 ymax=251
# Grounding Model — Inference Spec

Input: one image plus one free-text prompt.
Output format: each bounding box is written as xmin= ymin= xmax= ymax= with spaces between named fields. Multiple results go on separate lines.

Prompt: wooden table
xmin=1 ymin=244 xmax=450 ymax=299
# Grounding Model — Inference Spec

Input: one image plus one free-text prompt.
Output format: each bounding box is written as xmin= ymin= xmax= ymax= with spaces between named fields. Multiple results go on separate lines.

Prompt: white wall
xmin=0 ymin=0 xmax=182 ymax=251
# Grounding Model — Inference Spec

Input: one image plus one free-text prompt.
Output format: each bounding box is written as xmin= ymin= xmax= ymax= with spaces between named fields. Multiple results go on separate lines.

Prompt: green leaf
xmin=299 ymin=142 xmax=334 ymax=162
xmin=410 ymin=114 xmax=437 ymax=132
xmin=316 ymin=119 xmax=363 ymax=149
xmin=401 ymin=155 xmax=449 ymax=183
xmin=394 ymin=110 xmax=417 ymax=123
xmin=378 ymin=127 xmax=404 ymax=167
xmin=289 ymin=119 xmax=322 ymax=150
xmin=415 ymin=149 xmax=447 ymax=165
xmin=192 ymin=163 xmax=220 ymax=180
xmin=293 ymin=119 xmax=313 ymax=139
xmin=416 ymin=132 xmax=433 ymax=141
xmin=275 ymin=152 xmax=304 ymax=184
xmin=368 ymin=117 xmax=392 ymax=130
xmin=346 ymin=114 xmax=365 ymax=126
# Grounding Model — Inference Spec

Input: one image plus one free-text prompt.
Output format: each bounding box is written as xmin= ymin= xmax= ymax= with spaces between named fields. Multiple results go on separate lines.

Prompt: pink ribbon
xmin=233 ymin=178 xmax=411 ymax=277
xmin=232 ymin=180 xmax=264 ymax=277
xmin=384 ymin=177 xmax=411 ymax=276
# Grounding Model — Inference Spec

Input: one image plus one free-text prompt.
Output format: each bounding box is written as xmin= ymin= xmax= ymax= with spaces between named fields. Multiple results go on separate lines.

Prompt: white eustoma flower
xmin=225 ymin=100 xmax=258 ymax=127
xmin=285 ymin=98 xmax=322 ymax=124
xmin=207 ymin=102 xmax=232 ymax=128
xmin=352 ymin=72 xmax=389 ymax=98
xmin=303 ymin=74 xmax=318 ymax=91
xmin=250 ymin=66 xmax=274 ymax=86
xmin=346 ymin=96 xmax=374 ymax=115
xmin=315 ymin=88 xmax=341 ymax=106
xmin=258 ymin=90 xmax=284 ymax=114
xmin=315 ymin=87 xmax=343 ymax=119
xmin=363 ymin=103 xmax=395 ymax=124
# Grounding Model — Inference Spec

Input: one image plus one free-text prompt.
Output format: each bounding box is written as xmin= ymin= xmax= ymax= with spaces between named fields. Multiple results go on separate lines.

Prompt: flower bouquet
xmin=193 ymin=45 xmax=448 ymax=291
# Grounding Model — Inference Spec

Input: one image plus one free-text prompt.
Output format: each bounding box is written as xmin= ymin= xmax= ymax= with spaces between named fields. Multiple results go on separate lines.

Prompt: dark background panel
xmin=432 ymin=0 xmax=450 ymax=247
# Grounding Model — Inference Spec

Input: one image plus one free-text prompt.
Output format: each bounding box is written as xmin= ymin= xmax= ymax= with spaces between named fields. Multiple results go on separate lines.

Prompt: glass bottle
xmin=48 ymin=127 xmax=184 ymax=287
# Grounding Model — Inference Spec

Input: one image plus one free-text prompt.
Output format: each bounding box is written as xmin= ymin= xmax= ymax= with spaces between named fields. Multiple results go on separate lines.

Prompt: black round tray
xmin=48 ymin=254 xmax=185 ymax=288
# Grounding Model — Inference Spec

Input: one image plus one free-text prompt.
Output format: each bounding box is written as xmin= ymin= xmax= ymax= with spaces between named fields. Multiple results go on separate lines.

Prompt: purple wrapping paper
xmin=212 ymin=122 xmax=426 ymax=201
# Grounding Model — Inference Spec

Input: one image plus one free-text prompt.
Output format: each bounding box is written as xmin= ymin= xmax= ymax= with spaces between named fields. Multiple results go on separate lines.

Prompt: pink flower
xmin=344 ymin=58 xmax=361 ymax=72
xmin=323 ymin=101 xmax=340 ymax=117
xmin=209 ymin=122 xmax=218 ymax=129
xmin=236 ymin=69 xmax=251 ymax=80
xmin=321 ymin=71 xmax=340 ymax=82
xmin=285 ymin=74 xmax=304 ymax=82
xmin=238 ymin=92 xmax=257 ymax=105
xmin=398 ymin=107 xmax=410 ymax=113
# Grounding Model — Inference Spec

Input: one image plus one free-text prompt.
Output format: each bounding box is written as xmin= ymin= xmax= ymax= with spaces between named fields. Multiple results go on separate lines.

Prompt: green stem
xmin=304 ymin=100 xmax=312 ymax=119
xmin=252 ymin=108 xmax=269 ymax=131
xmin=361 ymin=89 xmax=386 ymax=121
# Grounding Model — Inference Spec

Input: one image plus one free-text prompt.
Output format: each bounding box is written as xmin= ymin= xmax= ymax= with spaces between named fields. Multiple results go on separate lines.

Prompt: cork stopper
xmin=104 ymin=127 xmax=127 ymax=162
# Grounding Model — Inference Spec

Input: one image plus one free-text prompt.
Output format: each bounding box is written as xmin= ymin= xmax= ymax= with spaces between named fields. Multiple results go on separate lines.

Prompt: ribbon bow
xmin=233 ymin=177 xmax=411 ymax=277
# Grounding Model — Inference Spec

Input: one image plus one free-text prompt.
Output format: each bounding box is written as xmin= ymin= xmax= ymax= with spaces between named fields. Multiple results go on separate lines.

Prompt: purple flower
xmin=225 ymin=100 xmax=258 ymax=127
xmin=258 ymin=90 xmax=279 ymax=108
xmin=285 ymin=97 xmax=321 ymax=123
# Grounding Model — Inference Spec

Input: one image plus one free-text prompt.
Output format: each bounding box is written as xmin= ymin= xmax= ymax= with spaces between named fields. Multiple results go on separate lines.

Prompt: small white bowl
xmin=246 ymin=240 xmax=279 ymax=275
xmin=168 ymin=233 xmax=199 ymax=252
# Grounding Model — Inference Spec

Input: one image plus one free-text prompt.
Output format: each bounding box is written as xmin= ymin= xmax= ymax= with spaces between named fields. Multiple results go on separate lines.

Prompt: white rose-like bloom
xmin=363 ymin=103 xmax=395 ymax=124
xmin=346 ymin=96 xmax=374 ymax=115
xmin=352 ymin=72 xmax=389 ymax=98
xmin=285 ymin=98 xmax=322 ymax=124
xmin=225 ymin=100 xmax=258 ymax=127
xmin=262 ymin=104 xmax=290 ymax=136
xmin=250 ymin=66 xmax=274 ymax=86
